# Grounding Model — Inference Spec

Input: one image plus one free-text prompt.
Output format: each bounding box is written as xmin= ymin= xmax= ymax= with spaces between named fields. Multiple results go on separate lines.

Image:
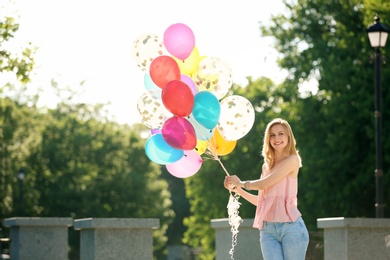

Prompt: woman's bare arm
xmin=233 ymin=187 xmax=258 ymax=205
xmin=227 ymin=156 xmax=300 ymax=190
xmin=249 ymin=156 xmax=299 ymax=190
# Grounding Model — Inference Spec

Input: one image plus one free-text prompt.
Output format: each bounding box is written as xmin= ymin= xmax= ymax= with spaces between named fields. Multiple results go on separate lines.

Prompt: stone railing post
xmin=211 ymin=218 xmax=262 ymax=260
xmin=74 ymin=218 xmax=159 ymax=260
xmin=317 ymin=217 xmax=390 ymax=260
xmin=3 ymin=217 xmax=73 ymax=260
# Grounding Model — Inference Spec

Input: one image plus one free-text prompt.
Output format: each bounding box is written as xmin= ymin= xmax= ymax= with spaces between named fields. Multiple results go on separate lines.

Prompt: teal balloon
xmin=145 ymin=134 xmax=183 ymax=164
xmin=193 ymin=91 xmax=221 ymax=129
xmin=144 ymin=73 xmax=159 ymax=91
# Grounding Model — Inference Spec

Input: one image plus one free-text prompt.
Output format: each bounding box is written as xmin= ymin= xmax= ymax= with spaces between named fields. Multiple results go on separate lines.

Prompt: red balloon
xmin=149 ymin=55 xmax=181 ymax=88
xmin=162 ymin=116 xmax=197 ymax=150
xmin=162 ymin=80 xmax=194 ymax=117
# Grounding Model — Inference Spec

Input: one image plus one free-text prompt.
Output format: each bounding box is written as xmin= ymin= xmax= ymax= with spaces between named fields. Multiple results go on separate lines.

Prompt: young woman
xmin=224 ymin=118 xmax=309 ymax=260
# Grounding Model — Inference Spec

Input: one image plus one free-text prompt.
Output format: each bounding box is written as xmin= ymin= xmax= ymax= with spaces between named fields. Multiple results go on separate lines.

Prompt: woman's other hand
xmin=227 ymin=175 xmax=241 ymax=186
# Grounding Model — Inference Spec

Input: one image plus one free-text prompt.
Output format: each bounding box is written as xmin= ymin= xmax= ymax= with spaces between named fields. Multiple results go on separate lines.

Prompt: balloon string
xmin=195 ymin=124 xmax=230 ymax=177
xmin=204 ymin=136 xmax=230 ymax=177
xmin=215 ymin=156 xmax=230 ymax=176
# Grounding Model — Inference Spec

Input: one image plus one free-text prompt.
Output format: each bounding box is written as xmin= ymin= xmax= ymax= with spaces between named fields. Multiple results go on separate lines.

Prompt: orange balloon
xmin=209 ymin=129 xmax=236 ymax=156
xmin=149 ymin=55 xmax=181 ymax=88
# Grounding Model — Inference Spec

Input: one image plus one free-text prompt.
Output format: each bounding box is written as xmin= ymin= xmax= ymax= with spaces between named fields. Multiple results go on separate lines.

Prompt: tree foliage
xmin=260 ymin=0 xmax=390 ymax=227
xmin=1 ymin=97 xmax=175 ymax=258
xmin=0 ymin=13 xmax=37 ymax=217
xmin=0 ymin=15 xmax=174 ymax=259
xmin=183 ymin=1 xmax=390 ymax=259
xmin=0 ymin=16 xmax=35 ymax=85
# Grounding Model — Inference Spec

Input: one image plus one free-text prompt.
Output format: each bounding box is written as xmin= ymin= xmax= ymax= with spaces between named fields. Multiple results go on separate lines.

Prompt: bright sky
xmin=5 ymin=0 xmax=287 ymax=125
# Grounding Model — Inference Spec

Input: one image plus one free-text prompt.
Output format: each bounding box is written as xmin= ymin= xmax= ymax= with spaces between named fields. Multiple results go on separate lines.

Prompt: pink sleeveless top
xmin=253 ymin=174 xmax=302 ymax=229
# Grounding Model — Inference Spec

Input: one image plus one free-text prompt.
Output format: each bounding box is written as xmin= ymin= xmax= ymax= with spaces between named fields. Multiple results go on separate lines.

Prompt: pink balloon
xmin=163 ymin=23 xmax=195 ymax=60
xmin=166 ymin=150 xmax=203 ymax=178
xmin=162 ymin=116 xmax=196 ymax=150
xmin=151 ymin=129 xmax=162 ymax=135
xmin=181 ymin=74 xmax=197 ymax=95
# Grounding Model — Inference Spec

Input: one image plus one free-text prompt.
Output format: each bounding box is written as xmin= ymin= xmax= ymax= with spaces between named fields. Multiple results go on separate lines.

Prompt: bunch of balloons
xmin=132 ymin=23 xmax=255 ymax=179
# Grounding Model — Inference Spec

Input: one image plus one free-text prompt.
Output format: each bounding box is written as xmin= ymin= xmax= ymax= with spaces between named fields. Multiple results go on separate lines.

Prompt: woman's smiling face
xmin=269 ymin=124 xmax=288 ymax=151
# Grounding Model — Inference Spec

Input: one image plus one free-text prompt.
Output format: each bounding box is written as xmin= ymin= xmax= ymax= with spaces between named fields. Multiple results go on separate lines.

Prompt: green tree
xmin=0 ymin=17 xmax=35 ymax=85
xmin=0 ymin=13 xmax=36 ymax=218
xmin=161 ymin=167 xmax=191 ymax=246
xmin=1 ymin=12 xmax=175 ymax=259
xmin=183 ymin=1 xmax=390 ymax=258
xmin=20 ymin=101 xmax=173 ymax=258
xmin=261 ymin=0 xmax=390 ymax=227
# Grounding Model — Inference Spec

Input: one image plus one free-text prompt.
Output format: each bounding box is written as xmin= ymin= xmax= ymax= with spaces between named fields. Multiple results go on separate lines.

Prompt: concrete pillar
xmin=317 ymin=217 xmax=390 ymax=260
xmin=211 ymin=218 xmax=263 ymax=260
xmin=3 ymin=217 xmax=73 ymax=260
xmin=74 ymin=218 xmax=159 ymax=260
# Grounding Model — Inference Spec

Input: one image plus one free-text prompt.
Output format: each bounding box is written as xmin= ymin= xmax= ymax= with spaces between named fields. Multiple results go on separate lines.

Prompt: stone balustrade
xmin=211 ymin=218 xmax=263 ymax=260
xmin=317 ymin=217 xmax=390 ymax=260
xmin=4 ymin=217 xmax=73 ymax=260
xmin=74 ymin=218 xmax=159 ymax=260
xmin=3 ymin=217 xmax=159 ymax=260
xmin=4 ymin=216 xmax=390 ymax=260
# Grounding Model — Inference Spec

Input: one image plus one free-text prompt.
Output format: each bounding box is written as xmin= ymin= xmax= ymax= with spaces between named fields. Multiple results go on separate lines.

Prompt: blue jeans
xmin=260 ymin=217 xmax=309 ymax=260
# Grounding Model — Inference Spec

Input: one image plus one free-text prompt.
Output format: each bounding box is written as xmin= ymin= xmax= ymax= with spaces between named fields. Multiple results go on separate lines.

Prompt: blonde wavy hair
xmin=261 ymin=118 xmax=302 ymax=169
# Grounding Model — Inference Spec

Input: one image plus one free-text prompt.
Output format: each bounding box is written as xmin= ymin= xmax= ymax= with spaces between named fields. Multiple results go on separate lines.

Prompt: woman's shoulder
xmin=287 ymin=154 xmax=300 ymax=162
xmin=285 ymin=155 xmax=300 ymax=178
xmin=287 ymin=154 xmax=302 ymax=167
xmin=285 ymin=155 xmax=300 ymax=165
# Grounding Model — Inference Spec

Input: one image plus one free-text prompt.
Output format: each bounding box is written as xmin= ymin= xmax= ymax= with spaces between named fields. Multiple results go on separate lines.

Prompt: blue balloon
xmin=144 ymin=73 xmax=160 ymax=91
xmin=192 ymin=91 xmax=221 ymax=129
xmin=145 ymin=134 xmax=183 ymax=164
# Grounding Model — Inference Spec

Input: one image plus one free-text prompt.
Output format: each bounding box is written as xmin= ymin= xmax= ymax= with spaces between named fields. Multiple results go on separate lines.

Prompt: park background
xmin=1 ymin=0 xmax=390 ymax=259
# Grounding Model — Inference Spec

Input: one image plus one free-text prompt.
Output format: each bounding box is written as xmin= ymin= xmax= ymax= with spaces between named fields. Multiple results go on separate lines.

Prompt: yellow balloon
xmin=199 ymin=55 xmax=207 ymax=61
xmin=173 ymin=46 xmax=200 ymax=76
xmin=209 ymin=129 xmax=237 ymax=156
xmin=195 ymin=139 xmax=208 ymax=155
